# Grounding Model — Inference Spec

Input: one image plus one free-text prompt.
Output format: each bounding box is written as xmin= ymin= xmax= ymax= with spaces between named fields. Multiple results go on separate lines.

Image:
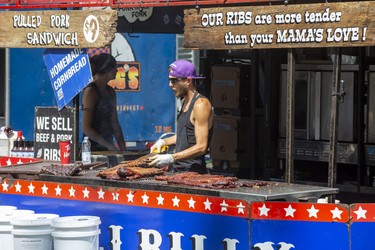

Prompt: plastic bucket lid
xmin=0 ymin=210 xmax=35 ymax=223
xmin=11 ymin=213 xmax=59 ymax=226
xmin=52 ymin=216 xmax=101 ymax=229
xmin=0 ymin=206 xmax=17 ymax=212
xmin=11 ymin=228 xmax=53 ymax=236
xmin=52 ymin=229 xmax=101 ymax=238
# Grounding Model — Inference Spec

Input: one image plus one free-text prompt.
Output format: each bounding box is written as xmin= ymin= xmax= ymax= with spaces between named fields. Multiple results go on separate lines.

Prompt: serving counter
xmin=0 ymin=158 xmax=374 ymax=250
xmin=0 ymin=157 xmax=338 ymax=203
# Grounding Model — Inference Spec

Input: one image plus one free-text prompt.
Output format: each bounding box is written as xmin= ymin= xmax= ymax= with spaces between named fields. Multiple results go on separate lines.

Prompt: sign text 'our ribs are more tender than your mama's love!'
xmin=184 ymin=1 xmax=375 ymax=50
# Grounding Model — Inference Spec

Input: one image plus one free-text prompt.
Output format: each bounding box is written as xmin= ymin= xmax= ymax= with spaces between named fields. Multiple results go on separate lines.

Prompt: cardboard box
xmin=211 ymin=65 xmax=250 ymax=109
xmin=210 ymin=116 xmax=250 ymax=163
xmin=210 ymin=116 xmax=238 ymax=161
xmin=212 ymin=159 xmax=241 ymax=169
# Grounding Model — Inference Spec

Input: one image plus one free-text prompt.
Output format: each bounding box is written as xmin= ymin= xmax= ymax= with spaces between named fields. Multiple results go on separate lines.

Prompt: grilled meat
xmin=155 ymin=172 xmax=268 ymax=189
xmin=164 ymin=174 xmax=237 ymax=189
xmin=96 ymin=166 xmax=121 ymax=180
xmin=154 ymin=172 xmax=199 ymax=181
xmin=96 ymin=154 xmax=270 ymax=189
xmin=40 ymin=162 xmax=83 ymax=176
xmin=237 ymin=180 xmax=269 ymax=187
xmin=117 ymin=166 xmax=165 ymax=179
xmin=154 ymin=172 xmax=237 ymax=189
xmin=181 ymin=174 xmax=237 ymax=183
xmin=97 ymin=153 xmax=156 ymax=180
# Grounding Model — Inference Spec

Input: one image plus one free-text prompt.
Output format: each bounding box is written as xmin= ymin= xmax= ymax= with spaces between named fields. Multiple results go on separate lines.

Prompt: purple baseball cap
xmin=168 ymin=60 xmax=205 ymax=79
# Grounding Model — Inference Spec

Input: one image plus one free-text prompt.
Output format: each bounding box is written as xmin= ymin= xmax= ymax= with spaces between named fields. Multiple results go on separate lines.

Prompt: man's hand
xmin=149 ymin=154 xmax=174 ymax=168
xmin=150 ymin=139 xmax=166 ymax=153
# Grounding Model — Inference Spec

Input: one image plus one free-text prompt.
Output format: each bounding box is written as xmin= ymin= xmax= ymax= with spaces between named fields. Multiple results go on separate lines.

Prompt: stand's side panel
xmin=0 ymin=179 xmax=251 ymax=249
xmin=250 ymin=202 xmax=349 ymax=250
xmin=350 ymin=203 xmax=375 ymax=250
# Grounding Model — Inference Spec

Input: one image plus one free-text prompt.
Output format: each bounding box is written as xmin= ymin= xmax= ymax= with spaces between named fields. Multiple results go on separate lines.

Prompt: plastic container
xmin=0 ymin=209 xmax=35 ymax=250
xmin=53 ymin=229 xmax=101 ymax=250
xmin=11 ymin=213 xmax=59 ymax=250
xmin=52 ymin=216 xmax=101 ymax=250
xmin=0 ymin=206 xmax=17 ymax=212
xmin=81 ymin=136 xmax=92 ymax=164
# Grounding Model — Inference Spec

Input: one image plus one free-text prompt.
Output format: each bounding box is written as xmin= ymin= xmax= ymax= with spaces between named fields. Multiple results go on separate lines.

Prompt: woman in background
xmin=81 ymin=53 xmax=126 ymax=151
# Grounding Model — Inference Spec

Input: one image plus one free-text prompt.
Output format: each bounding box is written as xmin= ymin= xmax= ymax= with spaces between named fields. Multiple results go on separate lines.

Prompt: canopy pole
xmin=73 ymin=95 xmax=79 ymax=162
xmin=328 ymin=48 xmax=342 ymax=195
xmin=285 ymin=49 xmax=295 ymax=184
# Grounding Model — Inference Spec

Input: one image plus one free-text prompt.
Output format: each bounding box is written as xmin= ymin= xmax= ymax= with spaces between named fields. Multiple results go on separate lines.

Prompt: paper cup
xmin=59 ymin=140 xmax=71 ymax=165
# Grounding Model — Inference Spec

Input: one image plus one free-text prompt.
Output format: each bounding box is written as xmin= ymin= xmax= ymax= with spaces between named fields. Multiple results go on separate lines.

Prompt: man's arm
xmin=163 ymin=135 xmax=176 ymax=146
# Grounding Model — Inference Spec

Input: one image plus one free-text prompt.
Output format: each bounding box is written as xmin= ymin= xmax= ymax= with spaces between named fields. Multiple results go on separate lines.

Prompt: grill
xmin=0 ymin=160 xmax=338 ymax=202
xmin=40 ymin=170 xmax=338 ymax=202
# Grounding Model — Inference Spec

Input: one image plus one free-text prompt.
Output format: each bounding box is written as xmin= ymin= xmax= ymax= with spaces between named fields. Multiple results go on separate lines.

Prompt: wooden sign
xmin=184 ymin=1 xmax=375 ymax=50
xmin=0 ymin=9 xmax=117 ymax=48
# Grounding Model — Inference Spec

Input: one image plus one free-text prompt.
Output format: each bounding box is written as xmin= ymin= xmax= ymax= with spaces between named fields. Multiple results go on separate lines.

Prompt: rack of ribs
xmin=155 ymin=172 xmax=269 ymax=189
xmin=154 ymin=172 xmax=200 ymax=181
xmin=155 ymin=172 xmax=238 ymax=189
xmin=97 ymin=153 xmax=156 ymax=180
xmin=117 ymin=166 xmax=165 ymax=180
xmin=40 ymin=162 xmax=83 ymax=176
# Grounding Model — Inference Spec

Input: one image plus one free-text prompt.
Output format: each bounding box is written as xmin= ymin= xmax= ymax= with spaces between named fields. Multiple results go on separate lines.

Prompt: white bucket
xmin=52 ymin=216 xmax=101 ymax=250
xmin=0 ymin=209 xmax=35 ymax=250
xmin=0 ymin=206 xmax=17 ymax=212
xmin=53 ymin=229 xmax=101 ymax=250
xmin=11 ymin=213 xmax=59 ymax=250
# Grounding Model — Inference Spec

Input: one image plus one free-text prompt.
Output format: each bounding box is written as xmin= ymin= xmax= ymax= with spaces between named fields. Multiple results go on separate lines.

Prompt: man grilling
xmin=149 ymin=60 xmax=214 ymax=174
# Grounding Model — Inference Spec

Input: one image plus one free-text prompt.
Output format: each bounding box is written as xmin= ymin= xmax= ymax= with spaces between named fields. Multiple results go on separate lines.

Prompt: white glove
xmin=150 ymin=139 xmax=166 ymax=153
xmin=149 ymin=154 xmax=174 ymax=168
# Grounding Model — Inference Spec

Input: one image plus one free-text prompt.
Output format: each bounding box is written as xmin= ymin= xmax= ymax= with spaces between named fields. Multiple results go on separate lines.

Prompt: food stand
xmin=0 ymin=157 xmax=374 ymax=249
xmin=0 ymin=1 xmax=374 ymax=250
xmin=0 ymin=157 xmax=338 ymax=249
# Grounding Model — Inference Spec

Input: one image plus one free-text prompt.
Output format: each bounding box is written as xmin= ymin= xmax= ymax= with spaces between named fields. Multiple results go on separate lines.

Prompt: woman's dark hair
xmin=90 ymin=53 xmax=117 ymax=75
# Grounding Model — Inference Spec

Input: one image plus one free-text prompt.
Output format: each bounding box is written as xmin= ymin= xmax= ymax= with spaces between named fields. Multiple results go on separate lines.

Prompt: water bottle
xmin=81 ymin=136 xmax=91 ymax=164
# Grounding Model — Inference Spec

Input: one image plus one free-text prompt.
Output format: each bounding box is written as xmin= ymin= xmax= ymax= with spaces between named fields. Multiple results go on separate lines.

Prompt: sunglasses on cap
xmin=169 ymin=78 xmax=186 ymax=84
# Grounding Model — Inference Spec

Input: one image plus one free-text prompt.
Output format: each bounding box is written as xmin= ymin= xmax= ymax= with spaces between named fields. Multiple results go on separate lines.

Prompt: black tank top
xmin=173 ymin=92 xmax=212 ymax=173
xmin=83 ymin=83 xmax=115 ymax=151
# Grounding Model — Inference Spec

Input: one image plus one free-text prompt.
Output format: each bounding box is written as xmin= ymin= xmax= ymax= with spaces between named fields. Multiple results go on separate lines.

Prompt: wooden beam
xmin=184 ymin=2 xmax=375 ymax=50
xmin=0 ymin=10 xmax=117 ymax=48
